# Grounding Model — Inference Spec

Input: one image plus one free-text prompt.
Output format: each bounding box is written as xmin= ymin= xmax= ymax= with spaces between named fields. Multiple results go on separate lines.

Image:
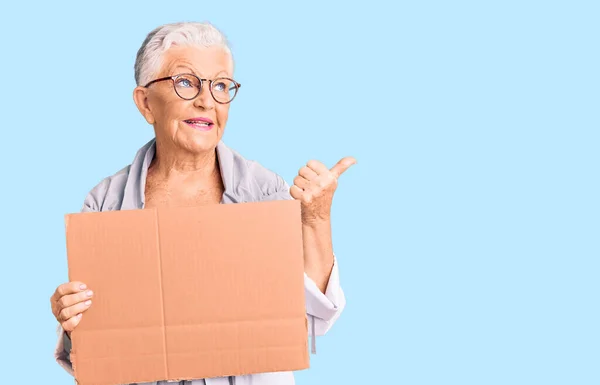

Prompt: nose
xmin=193 ymin=83 xmax=215 ymax=110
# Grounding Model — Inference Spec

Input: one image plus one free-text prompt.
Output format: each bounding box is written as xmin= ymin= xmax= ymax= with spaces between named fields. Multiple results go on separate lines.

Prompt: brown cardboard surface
xmin=64 ymin=200 xmax=309 ymax=385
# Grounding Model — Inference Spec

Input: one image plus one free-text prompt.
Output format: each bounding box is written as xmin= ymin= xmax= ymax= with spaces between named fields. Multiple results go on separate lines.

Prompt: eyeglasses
xmin=143 ymin=73 xmax=241 ymax=104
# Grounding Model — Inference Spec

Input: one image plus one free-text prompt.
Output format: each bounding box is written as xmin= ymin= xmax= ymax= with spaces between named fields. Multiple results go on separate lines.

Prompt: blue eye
xmin=213 ymin=82 xmax=227 ymax=92
xmin=177 ymin=78 xmax=193 ymax=88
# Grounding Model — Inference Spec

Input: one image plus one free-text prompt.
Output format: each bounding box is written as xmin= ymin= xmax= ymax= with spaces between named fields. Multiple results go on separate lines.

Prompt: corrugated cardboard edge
xmin=63 ymin=213 xmax=78 ymax=378
xmin=63 ymin=211 xmax=104 ymax=382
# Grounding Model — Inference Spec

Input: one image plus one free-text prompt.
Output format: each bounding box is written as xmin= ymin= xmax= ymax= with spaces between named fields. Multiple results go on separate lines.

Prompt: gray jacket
xmin=54 ymin=138 xmax=345 ymax=385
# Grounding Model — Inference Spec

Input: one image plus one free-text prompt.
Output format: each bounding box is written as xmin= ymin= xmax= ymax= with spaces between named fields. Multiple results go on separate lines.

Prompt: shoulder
xmin=81 ymin=165 xmax=131 ymax=212
xmin=223 ymin=144 xmax=293 ymax=202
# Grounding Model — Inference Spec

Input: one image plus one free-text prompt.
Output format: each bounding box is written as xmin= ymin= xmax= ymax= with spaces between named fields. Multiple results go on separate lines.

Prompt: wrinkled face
xmin=134 ymin=45 xmax=234 ymax=154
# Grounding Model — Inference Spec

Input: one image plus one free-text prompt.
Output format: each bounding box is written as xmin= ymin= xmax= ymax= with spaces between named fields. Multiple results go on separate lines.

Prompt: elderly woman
xmin=49 ymin=21 xmax=354 ymax=385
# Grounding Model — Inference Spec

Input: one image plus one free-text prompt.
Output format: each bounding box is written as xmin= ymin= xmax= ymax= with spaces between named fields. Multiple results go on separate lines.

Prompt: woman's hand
xmin=50 ymin=282 xmax=94 ymax=335
xmin=290 ymin=157 xmax=356 ymax=225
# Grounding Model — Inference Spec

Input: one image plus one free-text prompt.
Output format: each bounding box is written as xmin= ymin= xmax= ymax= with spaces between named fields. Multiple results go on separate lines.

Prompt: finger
xmin=293 ymin=175 xmax=310 ymax=190
xmin=330 ymin=156 xmax=357 ymax=178
xmin=306 ymin=160 xmax=329 ymax=176
xmin=290 ymin=185 xmax=303 ymax=200
xmin=298 ymin=166 xmax=318 ymax=181
xmin=62 ymin=313 xmax=83 ymax=333
xmin=57 ymin=289 xmax=94 ymax=310
xmin=58 ymin=300 xmax=92 ymax=322
xmin=53 ymin=281 xmax=88 ymax=301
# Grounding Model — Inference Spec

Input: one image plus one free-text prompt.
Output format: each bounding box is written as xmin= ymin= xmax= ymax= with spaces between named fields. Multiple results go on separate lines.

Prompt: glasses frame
xmin=143 ymin=73 xmax=241 ymax=104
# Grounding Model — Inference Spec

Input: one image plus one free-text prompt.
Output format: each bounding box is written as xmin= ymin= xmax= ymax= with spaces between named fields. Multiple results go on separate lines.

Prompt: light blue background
xmin=0 ymin=1 xmax=598 ymax=384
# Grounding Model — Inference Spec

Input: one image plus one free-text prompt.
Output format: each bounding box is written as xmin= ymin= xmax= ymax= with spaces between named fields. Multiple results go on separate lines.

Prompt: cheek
xmin=151 ymin=96 xmax=186 ymax=125
xmin=217 ymin=105 xmax=230 ymax=126
xmin=165 ymin=99 xmax=185 ymax=119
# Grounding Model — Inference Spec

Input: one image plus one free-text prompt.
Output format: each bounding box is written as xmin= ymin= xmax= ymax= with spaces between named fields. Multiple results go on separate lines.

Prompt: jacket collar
xmin=120 ymin=137 xmax=241 ymax=210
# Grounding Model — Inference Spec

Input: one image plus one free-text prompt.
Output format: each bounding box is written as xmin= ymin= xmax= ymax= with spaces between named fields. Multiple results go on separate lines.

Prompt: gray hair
xmin=134 ymin=21 xmax=232 ymax=86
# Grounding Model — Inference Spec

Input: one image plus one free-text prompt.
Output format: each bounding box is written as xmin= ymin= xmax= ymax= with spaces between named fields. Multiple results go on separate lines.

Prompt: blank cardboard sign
xmin=64 ymin=200 xmax=309 ymax=385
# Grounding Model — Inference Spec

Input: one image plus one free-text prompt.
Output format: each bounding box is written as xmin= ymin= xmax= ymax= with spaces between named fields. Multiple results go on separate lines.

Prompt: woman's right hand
xmin=50 ymin=281 xmax=94 ymax=335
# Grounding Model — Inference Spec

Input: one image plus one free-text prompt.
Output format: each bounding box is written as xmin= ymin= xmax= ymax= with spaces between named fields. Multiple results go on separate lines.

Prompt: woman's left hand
xmin=290 ymin=157 xmax=356 ymax=225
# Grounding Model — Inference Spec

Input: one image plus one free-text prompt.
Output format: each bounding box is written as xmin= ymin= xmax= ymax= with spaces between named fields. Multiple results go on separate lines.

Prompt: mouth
xmin=183 ymin=118 xmax=214 ymax=131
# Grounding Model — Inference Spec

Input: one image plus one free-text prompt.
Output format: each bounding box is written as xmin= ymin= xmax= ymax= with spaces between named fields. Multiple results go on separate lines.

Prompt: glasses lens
xmin=211 ymin=78 xmax=238 ymax=103
xmin=174 ymin=74 xmax=201 ymax=99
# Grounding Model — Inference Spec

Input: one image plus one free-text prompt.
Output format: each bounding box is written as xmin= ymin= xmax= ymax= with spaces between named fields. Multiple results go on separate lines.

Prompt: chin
xmin=168 ymin=122 xmax=222 ymax=152
xmin=185 ymin=131 xmax=220 ymax=152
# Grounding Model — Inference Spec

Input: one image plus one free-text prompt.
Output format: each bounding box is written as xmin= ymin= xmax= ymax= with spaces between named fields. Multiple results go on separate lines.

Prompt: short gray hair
xmin=134 ymin=21 xmax=232 ymax=86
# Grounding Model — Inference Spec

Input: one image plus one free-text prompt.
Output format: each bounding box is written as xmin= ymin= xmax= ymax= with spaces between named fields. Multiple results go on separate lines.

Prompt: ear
xmin=133 ymin=86 xmax=155 ymax=125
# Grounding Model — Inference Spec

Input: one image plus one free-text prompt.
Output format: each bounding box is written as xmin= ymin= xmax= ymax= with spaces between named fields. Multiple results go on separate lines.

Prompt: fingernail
xmin=86 ymin=290 xmax=93 ymax=297
xmin=85 ymin=300 xmax=92 ymax=306
xmin=77 ymin=313 xmax=82 ymax=318
xmin=80 ymin=284 xmax=87 ymax=290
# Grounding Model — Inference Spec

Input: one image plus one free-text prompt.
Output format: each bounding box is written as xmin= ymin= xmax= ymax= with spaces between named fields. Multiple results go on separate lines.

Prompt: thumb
xmin=330 ymin=156 xmax=357 ymax=178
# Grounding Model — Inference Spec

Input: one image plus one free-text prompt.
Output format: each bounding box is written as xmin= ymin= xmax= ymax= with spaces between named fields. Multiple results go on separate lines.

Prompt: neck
xmin=150 ymin=140 xmax=220 ymax=181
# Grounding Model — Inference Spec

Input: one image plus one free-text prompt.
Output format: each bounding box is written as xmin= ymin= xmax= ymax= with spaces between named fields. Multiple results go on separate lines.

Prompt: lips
xmin=184 ymin=117 xmax=214 ymax=131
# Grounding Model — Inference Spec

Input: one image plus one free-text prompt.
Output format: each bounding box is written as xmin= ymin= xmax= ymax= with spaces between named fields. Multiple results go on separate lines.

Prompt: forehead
xmin=159 ymin=45 xmax=233 ymax=77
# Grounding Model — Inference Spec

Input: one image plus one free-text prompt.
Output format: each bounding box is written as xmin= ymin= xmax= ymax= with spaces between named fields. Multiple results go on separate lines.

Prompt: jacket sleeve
xmin=304 ymin=255 xmax=346 ymax=337
xmin=304 ymin=254 xmax=346 ymax=355
xmin=54 ymin=325 xmax=74 ymax=375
